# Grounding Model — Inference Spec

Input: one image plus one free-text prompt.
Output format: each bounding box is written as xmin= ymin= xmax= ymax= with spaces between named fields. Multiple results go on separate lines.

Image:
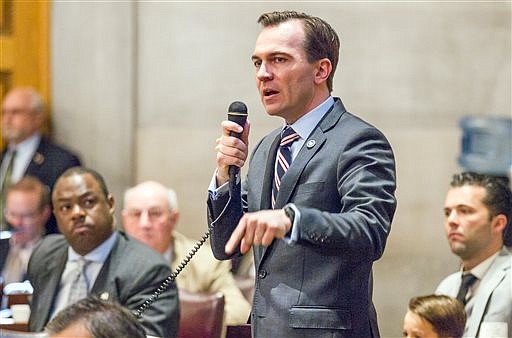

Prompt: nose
xmin=256 ymin=62 xmax=272 ymax=81
xmin=446 ymin=209 xmax=459 ymax=227
xmin=139 ymin=210 xmax=151 ymax=228
xmin=71 ymin=204 xmax=86 ymax=221
xmin=7 ymin=215 xmax=23 ymax=228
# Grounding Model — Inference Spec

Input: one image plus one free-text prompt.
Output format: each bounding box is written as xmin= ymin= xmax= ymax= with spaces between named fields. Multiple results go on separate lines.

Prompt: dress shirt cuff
xmin=208 ymin=169 xmax=229 ymax=199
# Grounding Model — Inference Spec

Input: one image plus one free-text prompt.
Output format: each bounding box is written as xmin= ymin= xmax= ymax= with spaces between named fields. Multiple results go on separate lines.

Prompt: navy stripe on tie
xmin=272 ymin=126 xmax=299 ymax=208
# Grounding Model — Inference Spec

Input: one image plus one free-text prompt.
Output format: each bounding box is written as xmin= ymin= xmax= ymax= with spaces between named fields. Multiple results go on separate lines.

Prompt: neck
xmin=462 ymin=244 xmax=502 ymax=270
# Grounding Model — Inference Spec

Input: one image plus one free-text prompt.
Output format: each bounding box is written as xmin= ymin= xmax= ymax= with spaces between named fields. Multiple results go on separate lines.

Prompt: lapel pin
xmin=33 ymin=152 xmax=44 ymax=165
xmin=99 ymin=292 xmax=109 ymax=300
xmin=306 ymin=140 xmax=316 ymax=149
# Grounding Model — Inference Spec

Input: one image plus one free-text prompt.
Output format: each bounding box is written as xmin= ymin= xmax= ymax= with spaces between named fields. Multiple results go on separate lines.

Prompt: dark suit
xmin=0 ymin=238 xmax=9 ymax=273
xmin=1 ymin=137 xmax=81 ymax=234
xmin=208 ymin=98 xmax=396 ymax=338
xmin=27 ymin=232 xmax=179 ymax=338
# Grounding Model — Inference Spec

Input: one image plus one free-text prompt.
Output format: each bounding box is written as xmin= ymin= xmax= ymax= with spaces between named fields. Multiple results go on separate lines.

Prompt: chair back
xmin=226 ymin=324 xmax=252 ymax=338
xmin=177 ymin=290 xmax=225 ymax=338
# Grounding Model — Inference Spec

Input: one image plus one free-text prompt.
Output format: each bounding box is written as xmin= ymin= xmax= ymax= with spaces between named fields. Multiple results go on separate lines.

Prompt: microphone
xmin=227 ymin=101 xmax=248 ymax=185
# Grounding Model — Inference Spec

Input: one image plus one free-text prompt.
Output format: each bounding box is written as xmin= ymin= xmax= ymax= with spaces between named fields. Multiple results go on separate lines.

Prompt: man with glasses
xmin=1 ymin=176 xmax=50 ymax=284
xmin=1 ymin=87 xmax=81 ymax=233
xmin=122 ymin=181 xmax=252 ymax=326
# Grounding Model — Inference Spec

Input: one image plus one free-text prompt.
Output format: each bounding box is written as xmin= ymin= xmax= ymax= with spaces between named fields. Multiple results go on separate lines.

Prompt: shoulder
xmin=32 ymin=235 xmax=67 ymax=260
xmin=113 ymin=232 xmax=170 ymax=271
xmin=38 ymin=138 xmax=81 ymax=162
xmin=435 ymin=272 xmax=460 ymax=296
xmin=173 ymin=231 xmax=229 ymax=271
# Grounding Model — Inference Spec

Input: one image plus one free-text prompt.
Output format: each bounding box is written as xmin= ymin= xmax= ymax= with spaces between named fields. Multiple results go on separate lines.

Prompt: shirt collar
xmin=68 ymin=231 xmax=118 ymax=263
xmin=462 ymin=250 xmax=501 ymax=280
xmin=10 ymin=133 xmax=41 ymax=154
xmin=162 ymin=245 xmax=172 ymax=262
xmin=287 ymin=96 xmax=334 ymax=140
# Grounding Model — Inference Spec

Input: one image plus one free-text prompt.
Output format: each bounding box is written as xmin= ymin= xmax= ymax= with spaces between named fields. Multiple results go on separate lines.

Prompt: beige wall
xmin=51 ymin=2 xmax=510 ymax=337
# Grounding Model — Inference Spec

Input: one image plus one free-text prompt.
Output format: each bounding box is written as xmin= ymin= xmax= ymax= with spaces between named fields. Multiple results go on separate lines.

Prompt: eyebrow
xmin=251 ymin=51 xmax=290 ymax=61
xmin=55 ymin=191 xmax=96 ymax=201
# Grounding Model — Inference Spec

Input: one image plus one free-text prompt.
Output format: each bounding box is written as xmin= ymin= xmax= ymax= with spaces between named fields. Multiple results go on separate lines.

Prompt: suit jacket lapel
xmin=259 ymin=133 xmax=280 ymax=211
xmin=25 ymin=138 xmax=46 ymax=175
xmin=38 ymin=247 xmax=67 ymax=326
xmin=91 ymin=233 xmax=123 ymax=301
xmin=258 ymin=100 xmax=344 ymax=264
xmin=274 ymin=101 xmax=342 ymax=209
xmin=255 ymin=133 xmax=280 ymax=263
xmin=467 ymin=248 xmax=510 ymax=337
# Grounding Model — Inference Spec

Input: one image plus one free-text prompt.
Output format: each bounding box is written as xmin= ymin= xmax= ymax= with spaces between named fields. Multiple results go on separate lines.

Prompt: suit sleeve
xmin=120 ymin=261 xmax=179 ymax=338
xmin=207 ymin=179 xmax=245 ymax=260
xmin=295 ymin=126 xmax=396 ymax=262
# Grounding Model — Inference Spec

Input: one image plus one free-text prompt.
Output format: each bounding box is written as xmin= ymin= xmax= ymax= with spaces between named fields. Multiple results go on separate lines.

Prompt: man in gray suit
xmin=27 ymin=167 xmax=179 ymax=337
xmin=436 ymin=172 xmax=511 ymax=338
xmin=207 ymin=11 xmax=396 ymax=338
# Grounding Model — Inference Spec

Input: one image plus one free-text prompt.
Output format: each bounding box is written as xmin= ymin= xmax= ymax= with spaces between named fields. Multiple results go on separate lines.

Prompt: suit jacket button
xmin=258 ymin=270 xmax=267 ymax=279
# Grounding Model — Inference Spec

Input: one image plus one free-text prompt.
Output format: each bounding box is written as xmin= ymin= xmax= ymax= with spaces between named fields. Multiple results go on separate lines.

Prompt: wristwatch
xmin=283 ymin=203 xmax=295 ymax=224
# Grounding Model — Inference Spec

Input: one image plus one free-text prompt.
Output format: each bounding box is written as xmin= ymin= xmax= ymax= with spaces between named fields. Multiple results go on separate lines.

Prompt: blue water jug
xmin=459 ymin=115 xmax=511 ymax=176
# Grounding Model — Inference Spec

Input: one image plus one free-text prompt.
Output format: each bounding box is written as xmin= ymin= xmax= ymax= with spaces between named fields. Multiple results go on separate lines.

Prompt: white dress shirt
xmin=0 ymin=133 xmax=41 ymax=188
xmin=51 ymin=232 xmax=118 ymax=317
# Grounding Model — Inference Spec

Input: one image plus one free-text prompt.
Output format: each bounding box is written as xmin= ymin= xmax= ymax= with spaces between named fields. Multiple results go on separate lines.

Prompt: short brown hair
xmin=45 ymin=296 xmax=146 ymax=338
xmin=409 ymin=295 xmax=466 ymax=338
xmin=7 ymin=176 xmax=50 ymax=211
xmin=258 ymin=11 xmax=340 ymax=92
xmin=450 ymin=172 xmax=512 ymax=246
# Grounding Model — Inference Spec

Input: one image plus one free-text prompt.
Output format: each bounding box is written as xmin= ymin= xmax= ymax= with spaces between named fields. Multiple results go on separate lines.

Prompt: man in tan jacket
xmin=122 ymin=181 xmax=251 ymax=326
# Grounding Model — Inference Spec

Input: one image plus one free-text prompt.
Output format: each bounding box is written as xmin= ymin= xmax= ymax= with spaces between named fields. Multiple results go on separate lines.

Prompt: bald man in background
xmin=122 ymin=181 xmax=251 ymax=326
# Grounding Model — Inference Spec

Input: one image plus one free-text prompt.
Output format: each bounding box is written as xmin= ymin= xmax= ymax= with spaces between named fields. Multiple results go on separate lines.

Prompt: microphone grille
xmin=228 ymin=101 xmax=247 ymax=115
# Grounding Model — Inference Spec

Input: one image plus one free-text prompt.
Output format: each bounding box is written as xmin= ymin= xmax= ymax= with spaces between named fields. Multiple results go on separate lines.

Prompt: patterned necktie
xmin=67 ymin=257 xmax=91 ymax=305
xmin=272 ymin=126 xmax=299 ymax=208
xmin=456 ymin=273 xmax=477 ymax=305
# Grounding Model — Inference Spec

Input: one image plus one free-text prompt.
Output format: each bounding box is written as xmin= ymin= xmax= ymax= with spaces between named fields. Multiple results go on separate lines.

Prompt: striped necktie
xmin=272 ymin=126 xmax=299 ymax=208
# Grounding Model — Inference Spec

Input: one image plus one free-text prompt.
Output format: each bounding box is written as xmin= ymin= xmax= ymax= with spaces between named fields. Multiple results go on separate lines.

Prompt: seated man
xmin=122 ymin=181 xmax=251 ymax=325
xmin=1 ymin=176 xmax=50 ymax=284
xmin=27 ymin=167 xmax=179 ymax=337
xmin=436 ymin=172 xmax=511 ymax=337
xmin=46 ymin=296 xmax=146 ymax=338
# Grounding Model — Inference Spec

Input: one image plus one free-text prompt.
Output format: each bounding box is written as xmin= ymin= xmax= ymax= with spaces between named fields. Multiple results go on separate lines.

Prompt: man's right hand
xmin=215 ymin=119 xmax=250 ymax=186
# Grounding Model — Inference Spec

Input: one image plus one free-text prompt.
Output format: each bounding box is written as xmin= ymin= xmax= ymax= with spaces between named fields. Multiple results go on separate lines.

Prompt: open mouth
xmin=263 ymin=89 xmax=279 ymax=97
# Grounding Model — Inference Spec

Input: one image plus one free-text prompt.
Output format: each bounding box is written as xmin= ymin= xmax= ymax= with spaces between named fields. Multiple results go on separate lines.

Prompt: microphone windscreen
xmin=228 ymin=101 xmax=248 ymax=127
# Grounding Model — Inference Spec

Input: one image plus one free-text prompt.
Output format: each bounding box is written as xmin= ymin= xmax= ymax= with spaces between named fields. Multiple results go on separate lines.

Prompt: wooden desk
xmin=0 ymin=322 xmax=29 ymax=332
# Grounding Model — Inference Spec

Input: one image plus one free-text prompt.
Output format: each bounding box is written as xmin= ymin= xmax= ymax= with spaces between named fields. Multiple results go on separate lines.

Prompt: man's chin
xmin=450 ymin=243 xmax=467 ymax=257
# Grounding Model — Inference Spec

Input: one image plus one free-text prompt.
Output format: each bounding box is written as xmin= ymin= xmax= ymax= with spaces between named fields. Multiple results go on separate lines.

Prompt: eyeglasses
xmin=4 ymin=209 xmax=40 ymax=223
xmin=124 ymin=208 xmax=168 ymax=221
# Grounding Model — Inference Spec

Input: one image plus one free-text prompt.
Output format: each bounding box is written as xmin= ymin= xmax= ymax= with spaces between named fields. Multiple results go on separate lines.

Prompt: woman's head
xmin=403 ymin=295 xmax=466 ymax=338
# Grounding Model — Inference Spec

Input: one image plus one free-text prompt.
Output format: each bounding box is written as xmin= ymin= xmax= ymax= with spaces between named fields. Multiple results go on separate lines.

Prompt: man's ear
xmin=492 ymin=214 xmax=507 ymax=237
xmin=107 ymin=194 xmax=115 ymax=214
xmin=41 ymin=205 xmax=52 ymax=224
xmin=169 ymin=210 xmax=180 ymax=228
xmin=313 ymin=58 xmax=332 ymax=86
